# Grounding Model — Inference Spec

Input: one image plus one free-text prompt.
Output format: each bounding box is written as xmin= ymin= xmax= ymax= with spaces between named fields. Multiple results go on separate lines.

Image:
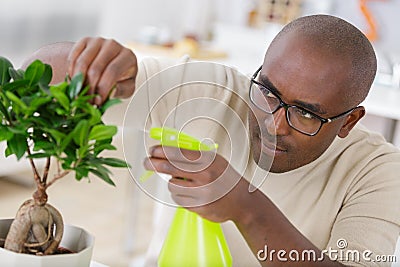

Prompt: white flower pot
xmin=0 ymin=218 xmax=94 ymax=267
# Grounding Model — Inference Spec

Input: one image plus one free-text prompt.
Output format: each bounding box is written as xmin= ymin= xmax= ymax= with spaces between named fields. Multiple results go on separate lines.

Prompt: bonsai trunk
xmin=3 ymin=156 xmax=68 ymax=255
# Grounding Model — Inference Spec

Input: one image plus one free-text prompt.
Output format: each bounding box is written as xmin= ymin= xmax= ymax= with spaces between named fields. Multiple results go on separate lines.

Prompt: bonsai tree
xmin=0 ymin=56 xmax=129 ymax=255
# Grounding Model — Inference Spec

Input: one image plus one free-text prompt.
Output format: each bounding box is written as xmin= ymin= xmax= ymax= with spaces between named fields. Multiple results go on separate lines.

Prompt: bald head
xmin=267 ymin=15 xmax=377 ymax=107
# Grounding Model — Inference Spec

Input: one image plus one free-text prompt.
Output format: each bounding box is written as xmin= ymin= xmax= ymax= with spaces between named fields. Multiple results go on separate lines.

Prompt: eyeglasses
xmin=249 ymin=66 xmax=356 ymax=136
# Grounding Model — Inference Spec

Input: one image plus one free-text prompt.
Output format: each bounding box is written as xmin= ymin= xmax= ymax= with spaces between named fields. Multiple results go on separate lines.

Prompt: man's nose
xmin=265 ymin=107 xmax=290 ymax=136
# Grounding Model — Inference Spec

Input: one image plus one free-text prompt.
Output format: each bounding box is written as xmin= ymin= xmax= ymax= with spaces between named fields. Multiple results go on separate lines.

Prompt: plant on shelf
xmin=0 ymin=56 xmax=129 ymax=255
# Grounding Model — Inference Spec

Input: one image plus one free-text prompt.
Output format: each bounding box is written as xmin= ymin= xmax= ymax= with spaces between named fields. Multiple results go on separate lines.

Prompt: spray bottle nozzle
xmin=139 ymin=127 xmax=218 ymax=182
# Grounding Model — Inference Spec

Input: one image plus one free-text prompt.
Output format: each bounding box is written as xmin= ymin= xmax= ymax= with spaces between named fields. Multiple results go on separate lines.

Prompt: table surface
xmin=90 ymin=261 xmax=108 ymax=267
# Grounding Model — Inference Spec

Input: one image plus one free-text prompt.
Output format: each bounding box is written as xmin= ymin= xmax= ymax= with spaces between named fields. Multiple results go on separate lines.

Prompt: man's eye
xmin=259 ymin=85 xmax=274 ymax=98
xmin=297 ymin=109 xmax=315 ymax=119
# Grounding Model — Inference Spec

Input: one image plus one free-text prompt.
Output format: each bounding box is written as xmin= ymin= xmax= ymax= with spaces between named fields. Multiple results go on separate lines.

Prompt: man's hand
xmin=23 ymin=37 xmax=137 ymax=106
xmin=68 ymin=37 xmax=137 ymax=105
xmin=144 ymin=145 xmax=248 ymax=223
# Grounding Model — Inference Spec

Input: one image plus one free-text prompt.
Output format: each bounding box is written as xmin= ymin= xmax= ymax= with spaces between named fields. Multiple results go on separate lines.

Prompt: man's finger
xmin=96 ymin=48 xmax=137 ymax=101
xmin=150 ymin=145 xmax=207 ymax=162
xmin=143 ymin=157 xmax=196 ymax=180
xmin=68 ymin=38 xmax=103 ymax=95
xmin=85 ymin=39 xmax=122 ymax=93
xmin=67 ymin=38 xmax=87 ymax=77
xmin=114 ymin=77 xmax=136 ymax=98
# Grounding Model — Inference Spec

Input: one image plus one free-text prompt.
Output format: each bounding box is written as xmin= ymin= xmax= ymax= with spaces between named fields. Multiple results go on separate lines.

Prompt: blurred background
xmin=1 ymin=0 xmax=400 ymax=266
xmin=1 ymin=0 xmax=399 ymax=69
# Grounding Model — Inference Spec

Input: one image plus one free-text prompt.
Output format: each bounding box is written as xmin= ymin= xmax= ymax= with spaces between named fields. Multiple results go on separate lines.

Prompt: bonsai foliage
xmin=0 ymin=56 xmax=129 ymax=255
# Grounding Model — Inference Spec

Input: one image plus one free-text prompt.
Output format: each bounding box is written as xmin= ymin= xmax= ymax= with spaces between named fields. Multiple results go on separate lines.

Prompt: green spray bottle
xmin=141 ymin=127 xmax=232 ymax=267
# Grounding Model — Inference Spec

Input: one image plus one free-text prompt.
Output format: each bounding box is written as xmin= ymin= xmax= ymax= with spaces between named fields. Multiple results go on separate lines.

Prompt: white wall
xmin=98 ymin=0 xmax=216 ymax=44
xmin=0 ymin=0 xmax=102 ymax=66
xmin=331 ymin=0 xmax=400 ymax=55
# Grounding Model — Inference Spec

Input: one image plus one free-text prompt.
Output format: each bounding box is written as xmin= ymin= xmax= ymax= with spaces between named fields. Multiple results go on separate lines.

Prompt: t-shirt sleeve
xmin=326 ymin=156 xmax=400 ymax=266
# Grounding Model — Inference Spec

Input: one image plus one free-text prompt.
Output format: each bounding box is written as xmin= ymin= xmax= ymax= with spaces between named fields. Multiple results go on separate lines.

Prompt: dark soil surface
xmin=0 ymin=243 xmax=75 ymax=255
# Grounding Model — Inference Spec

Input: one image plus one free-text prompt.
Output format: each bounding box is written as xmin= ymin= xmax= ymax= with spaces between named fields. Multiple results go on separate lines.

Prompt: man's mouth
xmin=257 ymin=130 xmax=288 ymax=156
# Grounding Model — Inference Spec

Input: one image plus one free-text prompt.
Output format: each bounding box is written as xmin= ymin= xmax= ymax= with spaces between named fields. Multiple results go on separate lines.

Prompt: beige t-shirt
xmin=130 ymin=57 xmax=400 ymax=266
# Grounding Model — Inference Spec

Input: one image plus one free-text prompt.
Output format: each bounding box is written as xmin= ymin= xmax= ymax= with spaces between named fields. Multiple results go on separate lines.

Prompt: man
xmin=30 ymin=15 xmax=400 ymax=266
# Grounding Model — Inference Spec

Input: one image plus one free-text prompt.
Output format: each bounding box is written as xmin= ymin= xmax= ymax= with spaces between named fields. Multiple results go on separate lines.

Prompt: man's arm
xmin=232 ymin=179 xmax=343 ymax=266
xmin=22 ymin=41 xmax=74 ymax=84
xmin=22 ymin=37 xmax=138 ymax=105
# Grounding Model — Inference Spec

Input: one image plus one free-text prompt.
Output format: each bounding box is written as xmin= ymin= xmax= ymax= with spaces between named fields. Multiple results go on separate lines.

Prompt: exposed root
xmin=4 ymin=150 xmax=70 ymax=255
xmin=25 ymin=210 xmax=53 ymax=250
xmin=4 ymin=200 xmax=64 ymax=255
xmin=44 ymin=204 xmax=63 ymax=255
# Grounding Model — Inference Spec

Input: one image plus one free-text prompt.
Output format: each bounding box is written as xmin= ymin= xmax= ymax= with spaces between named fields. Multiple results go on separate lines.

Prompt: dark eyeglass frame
xmin=249 ymin=66 xmax=357 ymax=136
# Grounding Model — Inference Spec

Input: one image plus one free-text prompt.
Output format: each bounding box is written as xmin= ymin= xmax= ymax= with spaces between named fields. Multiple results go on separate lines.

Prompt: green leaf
xmin=39 ymin=64 xmax=52 ymax=87
xmin=87 ymin=105 xmax=101 ymax=126
xmin=7 ymin=134 xmax=27 ymax=160
xmin=2 ymin=79 xmax=29 ymax=93
xmin=94 ymin=143 xmax=116 ymax=156
xmin=5 ymin=146 xmax=12 ymax=157
xmin=47 ymin=129 xmax=66 ymax=145
xmin=8 ymin=125 xmax=28 ymax=135
xmin=61 ymin=160 xmax=73 ymax=170
xmin=33 ymin=140 xmax=54 ymax=152
xmin=24 ymin=60 xmax=45 ymax=86
xmin=27 ymin=152 xmax=52 ymax=159
xmin=55 ymin=107 xmax=67 ymax=115
xmin=5 ymin=91 xmax=28 ymax=112
xmin=71 ymin=94 xmax=95 ymax=109
xmin=5 ymin=91 xmax=25 ymax=108
xmin=61 ymin=146 xmax=77 ymax=167
xmin=89 ymin=125 xmax=117 ymax=141
xmin=75 ymin=167 xmax=89 ymax=181
xmin=0 ymin=56 xmax=13 ymax=85
xmin=100 ymin=98 xmax=121 ymax=114
xmin=28 ymin=96 xmax=52 ymax=111
xmin=60 ymin=130 xmax=75 ymax=152
xmin=78 ymin=144 xmax=90 ymax=158
xmin=94 ymin=162 xmax=112 ymax=174
xmin=8 ymin=68 xmax=24 ymax=81
xmin=0 ymin=126 xmax=14 ymax=142
xmin=28 ymin=116 xmax=52 ymax=129
xmin=50 ymin=86 xmax=70 ymax=111
xmin=0 ymin=99 xmax=11 ymax=121
xmin=51 ymin=81 xmax=68 ymax=93
xmin=98 ymin=157 xmax=130 ymax=168
xmin=67 ymin=72 xmax=84 ymax=100
xmin=89 ymin=168 xmax=115 ymax=186
xmin=73 ymin=119 xmax=89 ymax=147
xmin=78 ymin=85 xmax=90 ymax=97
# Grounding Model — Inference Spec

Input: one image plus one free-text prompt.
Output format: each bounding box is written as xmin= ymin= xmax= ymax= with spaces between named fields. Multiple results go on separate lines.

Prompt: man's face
xmin=249 ymin=33 xmax=353 ymax=173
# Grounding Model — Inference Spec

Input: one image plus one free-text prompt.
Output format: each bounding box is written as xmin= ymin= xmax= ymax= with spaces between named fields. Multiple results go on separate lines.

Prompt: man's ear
xmin=338 ymin=106 xmax=365 ymax=138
